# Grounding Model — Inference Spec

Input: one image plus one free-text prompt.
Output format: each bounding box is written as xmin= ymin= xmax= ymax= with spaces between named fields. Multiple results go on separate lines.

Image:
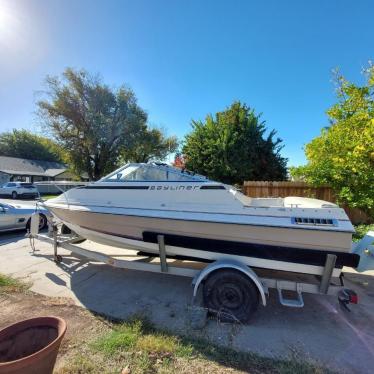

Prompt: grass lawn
xmin=57 ymin=317 xmax=333 ymax=374
xmin=40 ymin=194 xmax=61 ymax=200
xmin=0 ymin=273 xmax=332 ymax=374
xmin=0 ymin=273 xmax=29 ymax=294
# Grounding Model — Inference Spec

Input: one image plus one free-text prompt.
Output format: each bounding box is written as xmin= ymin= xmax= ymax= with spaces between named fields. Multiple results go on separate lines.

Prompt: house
xmin=0 ymin=156 xmax=77 ymax=184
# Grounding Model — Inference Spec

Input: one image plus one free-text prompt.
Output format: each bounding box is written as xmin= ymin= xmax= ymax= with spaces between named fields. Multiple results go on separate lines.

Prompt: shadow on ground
xmin=28 ymin=247 xmax=374 ymax=374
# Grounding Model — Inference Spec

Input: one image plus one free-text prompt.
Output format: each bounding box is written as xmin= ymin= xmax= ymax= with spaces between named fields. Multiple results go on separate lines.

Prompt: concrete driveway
xmin=1 ymin=232 xmax=373 ymax=374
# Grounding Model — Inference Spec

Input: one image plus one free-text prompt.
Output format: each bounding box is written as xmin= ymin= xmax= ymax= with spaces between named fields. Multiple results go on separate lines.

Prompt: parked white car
xmin=0 ymin=182 xmax=39 ymax=199
xmin=0 ymin=202 xmax=49 ymax=232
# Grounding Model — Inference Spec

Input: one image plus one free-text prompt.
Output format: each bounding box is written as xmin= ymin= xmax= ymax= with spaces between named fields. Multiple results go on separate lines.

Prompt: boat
xmin=44 ymin=162 xmax=359 ymax=277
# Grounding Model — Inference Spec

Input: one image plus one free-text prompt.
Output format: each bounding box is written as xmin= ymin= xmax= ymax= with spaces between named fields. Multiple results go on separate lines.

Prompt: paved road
xmin=0 ymin=197 xmax=39 ymax=206
xmin=0 ymin=232 xmax=373 ymax=373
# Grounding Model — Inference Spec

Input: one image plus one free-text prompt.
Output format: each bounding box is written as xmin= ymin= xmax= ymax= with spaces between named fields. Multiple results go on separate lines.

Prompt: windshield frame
xmin=99 ymin=163 xmax=209 ymax=183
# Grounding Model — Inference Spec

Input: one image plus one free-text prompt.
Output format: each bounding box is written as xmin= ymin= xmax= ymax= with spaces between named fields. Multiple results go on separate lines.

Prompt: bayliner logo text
xmin=149 ymin=185 xmax=200 ymax=191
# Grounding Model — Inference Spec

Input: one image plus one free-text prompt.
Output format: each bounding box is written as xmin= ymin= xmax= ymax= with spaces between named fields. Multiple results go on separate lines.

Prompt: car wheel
xmin=38 ymin=214 xmax=47 ymax=230
xmin=26 ymin=214 xmax=47 ymax=232
xmin=11 ymin=191 xmax=17 ymax=199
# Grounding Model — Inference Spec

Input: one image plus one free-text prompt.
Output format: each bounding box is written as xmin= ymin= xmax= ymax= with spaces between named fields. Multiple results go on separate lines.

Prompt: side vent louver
xmin=293 ymin=217 xmax=336 ymax=226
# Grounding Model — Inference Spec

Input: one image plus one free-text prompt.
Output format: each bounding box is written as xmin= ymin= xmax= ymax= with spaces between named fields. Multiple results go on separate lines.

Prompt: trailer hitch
xmin=338 ymin=289 xmax=358 ymax=311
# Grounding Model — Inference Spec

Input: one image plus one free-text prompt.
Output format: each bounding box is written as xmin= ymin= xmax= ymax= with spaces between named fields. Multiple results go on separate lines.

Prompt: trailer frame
xmin=28 ymin=212 xmax=362 ymax=324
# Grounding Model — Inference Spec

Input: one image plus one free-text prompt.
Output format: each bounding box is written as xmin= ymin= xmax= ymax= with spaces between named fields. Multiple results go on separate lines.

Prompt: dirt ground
xmin=0 ymin=290 xmax=109 ymax=371
xmin=1 ymin=233 xmax=374 ymax=373
xmin=0 ymin=290 xmax=332 ymax=374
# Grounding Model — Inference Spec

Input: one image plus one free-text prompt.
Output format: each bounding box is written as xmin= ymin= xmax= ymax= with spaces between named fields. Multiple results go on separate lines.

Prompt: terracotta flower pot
xmin=0 ymin=316 xmax=67 ymax=374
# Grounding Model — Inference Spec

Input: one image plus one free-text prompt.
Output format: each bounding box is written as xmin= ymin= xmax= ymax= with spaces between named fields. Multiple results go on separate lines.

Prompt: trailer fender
xmin=192 ymin=259 xmax=267 ymax=306
xmin=352 ymin=231 xmax=374 ymax=272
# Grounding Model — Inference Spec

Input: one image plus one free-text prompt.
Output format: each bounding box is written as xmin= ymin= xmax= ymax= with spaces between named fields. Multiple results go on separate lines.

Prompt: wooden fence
xmin=242 ymin=181 xmax=371 ymax=224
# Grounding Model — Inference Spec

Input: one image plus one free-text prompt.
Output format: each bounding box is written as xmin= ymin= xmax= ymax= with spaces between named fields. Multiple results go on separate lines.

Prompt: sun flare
xmin=0 ymin=0 xmax=25 ymax=50
xmin=0 ymin=1 xmax=11 ymax=27
xmin=0 ymin=0 xmax=20 ymax=46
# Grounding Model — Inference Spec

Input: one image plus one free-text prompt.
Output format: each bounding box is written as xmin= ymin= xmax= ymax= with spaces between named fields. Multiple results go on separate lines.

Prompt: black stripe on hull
xmin=142 ymin=231 xmax=360 ymax=269
xmin=84 ymin=185 xmax=149 ymax=190
xmin=200 ymin=185 xmax=226 ymax=190
xmin=82 ymin=185 xmax=224 ymax=190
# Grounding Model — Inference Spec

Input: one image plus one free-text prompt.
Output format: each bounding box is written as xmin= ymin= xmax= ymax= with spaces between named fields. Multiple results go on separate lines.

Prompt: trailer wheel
xmin=203 ymin=269 xmax=259 ymax=323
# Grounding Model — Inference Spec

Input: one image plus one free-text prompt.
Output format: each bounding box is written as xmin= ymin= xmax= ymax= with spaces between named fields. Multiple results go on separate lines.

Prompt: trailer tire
xmin=203 ymin=269 xmax=259 ymax=323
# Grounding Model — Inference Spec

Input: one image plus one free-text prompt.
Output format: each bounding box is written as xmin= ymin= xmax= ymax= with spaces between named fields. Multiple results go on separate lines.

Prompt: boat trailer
xmin=29 ymin=214 xmax=374 ymax=324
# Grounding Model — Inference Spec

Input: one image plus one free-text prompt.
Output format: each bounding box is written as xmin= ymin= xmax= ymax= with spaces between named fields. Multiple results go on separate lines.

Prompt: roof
xmin=0 ymin=156 xmax=67 ymax=177
xmin=0 ymin=170 xmax=47 ymax=176
xmin=44 ymin=168 xmax=68 ymax=177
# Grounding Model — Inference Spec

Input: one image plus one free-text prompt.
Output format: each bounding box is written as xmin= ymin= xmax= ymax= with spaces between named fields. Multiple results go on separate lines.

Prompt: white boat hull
xmin=43 ymin=205 xmax=361 ymax=277
xmin=64 ymin=220 xmax=344 ymax=277
xmin=50 ymin=206 xmax=352 ymax=252
xmin=42 ymin=163 xmax=357 ymax=278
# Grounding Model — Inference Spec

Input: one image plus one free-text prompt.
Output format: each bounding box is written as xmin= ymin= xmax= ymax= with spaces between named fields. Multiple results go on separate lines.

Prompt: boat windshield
xmin=100 ymin=163 xmax=207 ymax=182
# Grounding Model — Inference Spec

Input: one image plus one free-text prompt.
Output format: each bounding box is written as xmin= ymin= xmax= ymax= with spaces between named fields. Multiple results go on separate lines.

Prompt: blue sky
xmin=0 ymin=0 xmax=373 ymax=166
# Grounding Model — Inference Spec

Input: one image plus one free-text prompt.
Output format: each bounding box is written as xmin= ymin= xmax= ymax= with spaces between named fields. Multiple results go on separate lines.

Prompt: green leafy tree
xmin=38 ymin=68 xmax=176 ymax=180
xmin=290 ymin=66 xmax=374 ymax=216
xmin=0 ymin=129 xmax=66 ymax=162
xmin=120 ymin=127 xmax=178 ymax=163
xmin=182 ymin=101 xmax=287 ymax=184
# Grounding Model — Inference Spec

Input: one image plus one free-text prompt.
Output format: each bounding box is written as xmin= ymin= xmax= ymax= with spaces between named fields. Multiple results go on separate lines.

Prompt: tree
xmin=290 ymin=65 xmax=374 ymax=216
xmin=120 ymin=127 xmax=178 ymax=163
xmin=182 ymin=101 xmax=287 ymax=184
xmin=38 ymin=68 xmax=175 ymax=180
xmin=0 ymin=129 xmax=65 ymax=162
